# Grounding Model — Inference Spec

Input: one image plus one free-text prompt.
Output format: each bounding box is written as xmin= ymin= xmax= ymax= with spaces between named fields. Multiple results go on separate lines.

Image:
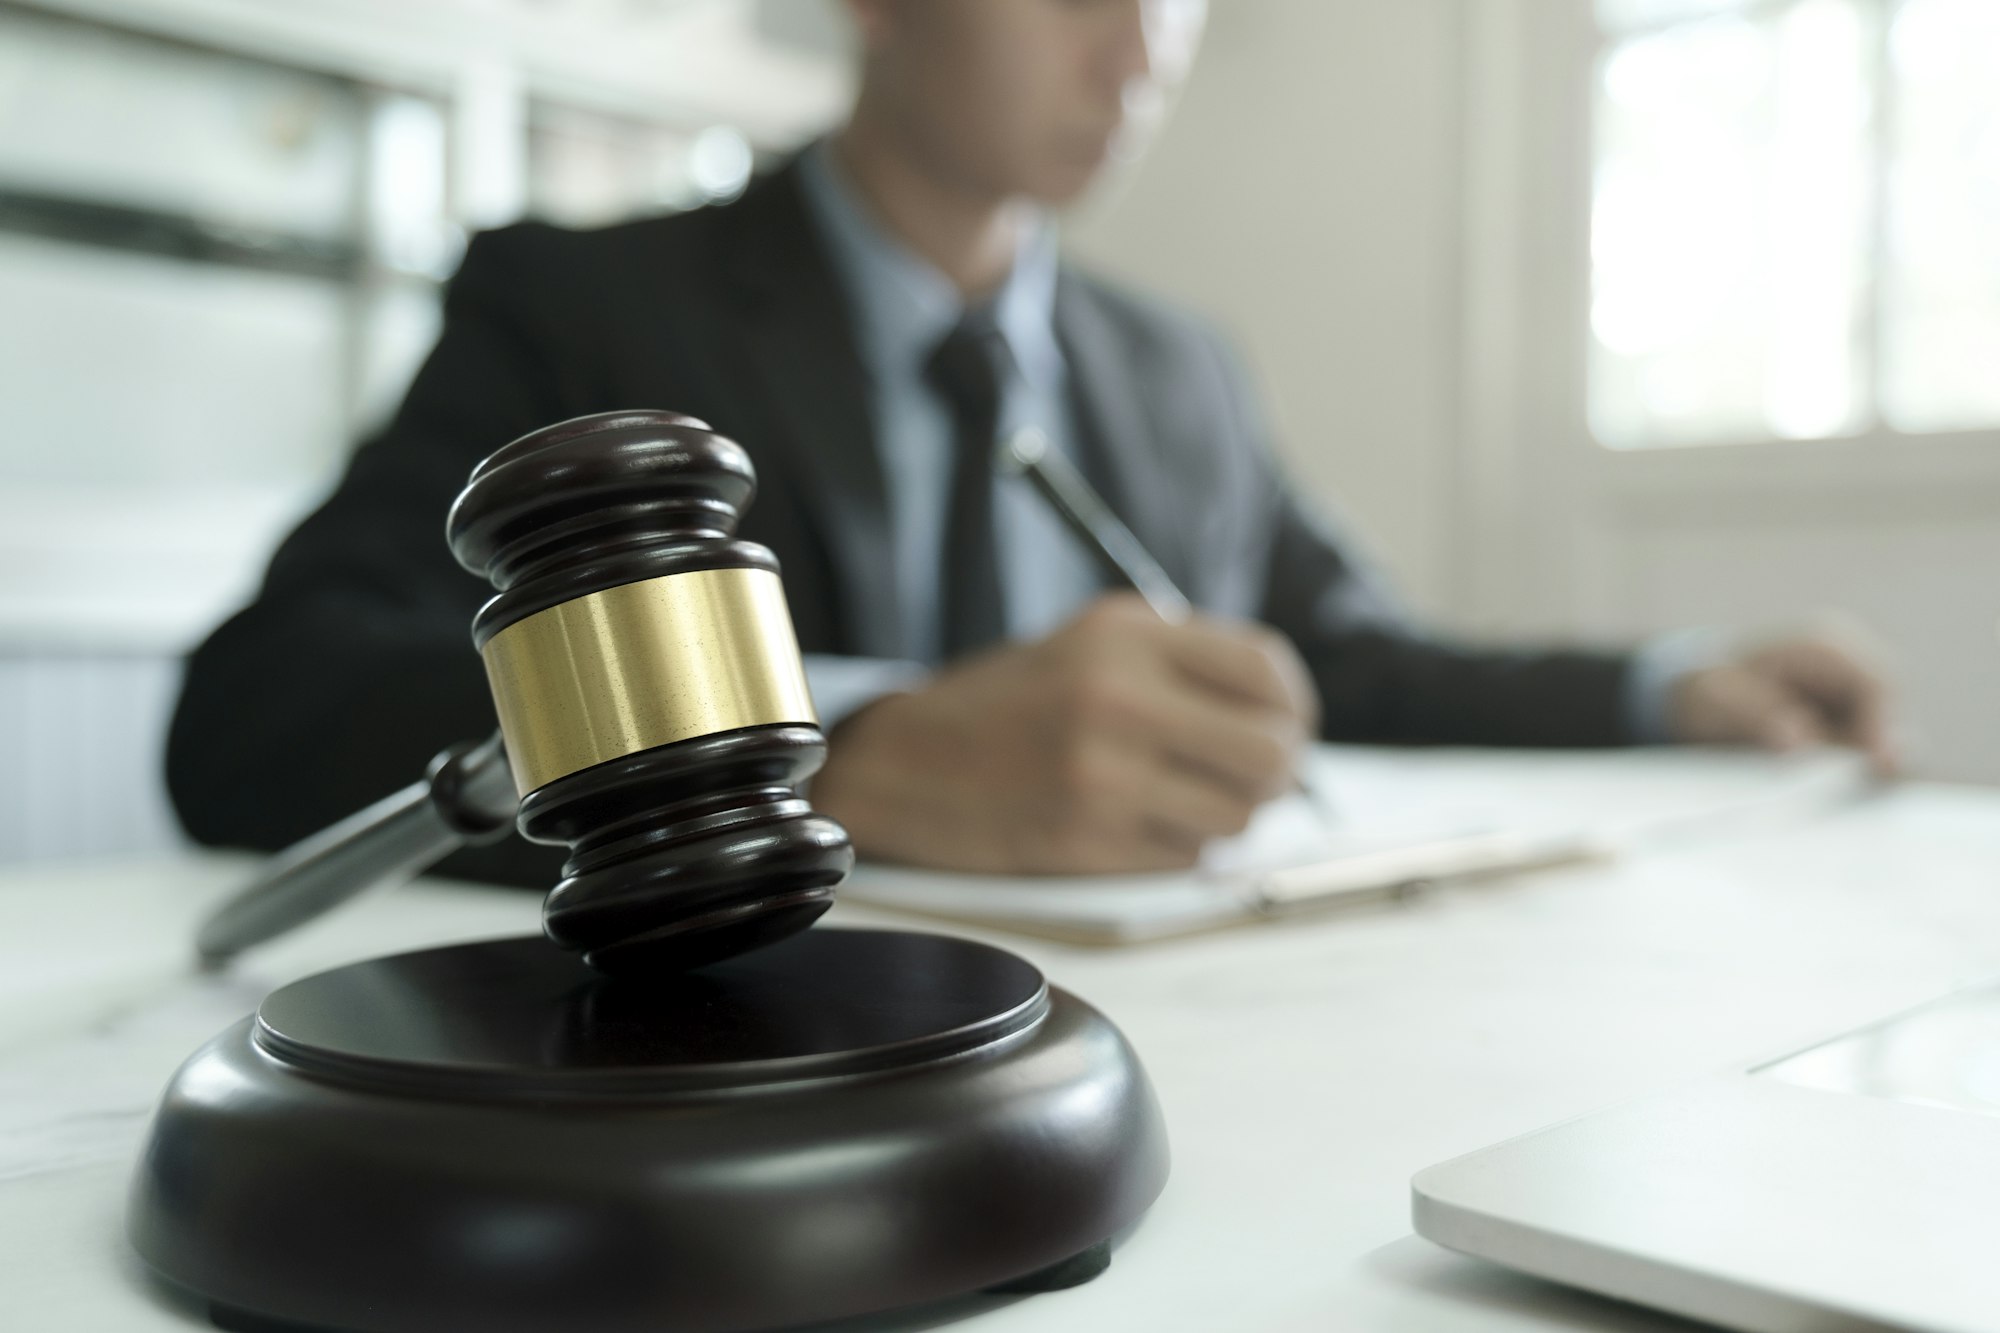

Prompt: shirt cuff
xmin=1625 ymin=627 xmax=1731 ymax=744
xmin=804 ymin=654 xmax=931 ymax=734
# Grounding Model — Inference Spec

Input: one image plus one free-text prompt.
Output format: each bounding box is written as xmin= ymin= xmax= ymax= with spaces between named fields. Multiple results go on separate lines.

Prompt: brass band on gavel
xmin=482 ymin=567 xmax=818 ymax=798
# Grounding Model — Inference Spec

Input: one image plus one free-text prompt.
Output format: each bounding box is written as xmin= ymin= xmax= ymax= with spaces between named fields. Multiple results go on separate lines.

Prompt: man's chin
xmin=1028 ymin=156 xmax=1114 ymax=209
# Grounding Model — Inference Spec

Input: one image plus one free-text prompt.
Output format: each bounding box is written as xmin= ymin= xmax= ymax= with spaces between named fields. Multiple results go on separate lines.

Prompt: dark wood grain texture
xmin=129 ymin=931 xmax=1170 ymax=1332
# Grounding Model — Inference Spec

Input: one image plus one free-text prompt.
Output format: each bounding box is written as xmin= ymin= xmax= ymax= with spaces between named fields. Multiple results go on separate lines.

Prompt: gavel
xmin=147 ymin=409 xmax=1169 ymax=1332
xmin=196 ymin=409 xmax=853 ymax=974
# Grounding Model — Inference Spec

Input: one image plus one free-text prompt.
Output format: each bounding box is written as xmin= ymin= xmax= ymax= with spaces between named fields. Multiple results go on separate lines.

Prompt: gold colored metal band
xmin=481 ymin=567 xmax=818 ymax=796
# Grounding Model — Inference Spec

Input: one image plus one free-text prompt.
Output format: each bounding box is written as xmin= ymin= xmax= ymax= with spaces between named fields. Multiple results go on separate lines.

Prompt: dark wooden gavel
xmin=197 ymin=410 xmax=853 ymax=975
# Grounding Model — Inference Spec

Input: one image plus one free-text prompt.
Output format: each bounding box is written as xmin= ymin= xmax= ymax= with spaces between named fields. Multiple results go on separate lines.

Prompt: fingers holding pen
xmin=1155 ymin=612 xmax=1322 ymax=737
xmin=814 ymin=595 xmax=1316 ymax=874
xmin=1060 ymin=598 xmax=1313 ymax=798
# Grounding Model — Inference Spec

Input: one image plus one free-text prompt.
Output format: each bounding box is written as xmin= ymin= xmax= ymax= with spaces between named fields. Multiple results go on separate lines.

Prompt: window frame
xmin=1447 ymin=0 xmax=2000 ymax=637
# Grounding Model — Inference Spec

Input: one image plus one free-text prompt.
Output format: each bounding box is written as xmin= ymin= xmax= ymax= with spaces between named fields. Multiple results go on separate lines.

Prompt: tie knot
xmin=924 ymin=310 xmax=1012 ymax=416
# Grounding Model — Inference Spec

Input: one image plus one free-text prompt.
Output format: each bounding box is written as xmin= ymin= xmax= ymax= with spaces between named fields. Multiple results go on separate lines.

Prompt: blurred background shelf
xmin=9 ymin=0 xmax=852 ymax=146
xmin=0 ymin=0 xmax=851 ymax=861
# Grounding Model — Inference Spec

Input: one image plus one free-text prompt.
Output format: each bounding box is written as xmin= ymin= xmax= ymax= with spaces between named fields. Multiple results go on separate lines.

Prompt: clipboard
xmin=838 ymin=745 xmax=1871 ymax=946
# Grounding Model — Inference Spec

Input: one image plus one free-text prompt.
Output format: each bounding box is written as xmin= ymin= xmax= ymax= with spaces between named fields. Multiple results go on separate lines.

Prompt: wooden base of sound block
xmin=127 ymin=929 xmax=1168 ymax=1333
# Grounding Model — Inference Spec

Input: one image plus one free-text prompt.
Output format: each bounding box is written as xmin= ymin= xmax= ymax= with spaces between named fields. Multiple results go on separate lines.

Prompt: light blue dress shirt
xmin=795 ymin=142 xmax=1103 ymax=728
xmin=789 ymin=143 xmax=1696 ymax=741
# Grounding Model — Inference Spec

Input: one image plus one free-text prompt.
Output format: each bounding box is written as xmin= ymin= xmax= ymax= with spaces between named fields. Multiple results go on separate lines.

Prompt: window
xmin=1590 ymin=0 xmax=2000 ymax=449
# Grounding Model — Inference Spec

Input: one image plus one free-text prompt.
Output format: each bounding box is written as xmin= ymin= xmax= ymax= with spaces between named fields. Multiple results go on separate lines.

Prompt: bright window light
xmin=1591 ymin=0 xmax=2000 ymax=448
xmin=1882 ymin=0 xmax=2000 ymax=432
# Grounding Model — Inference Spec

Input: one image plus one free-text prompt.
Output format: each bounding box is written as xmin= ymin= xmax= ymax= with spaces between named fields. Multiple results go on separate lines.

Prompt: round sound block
xmin=128 ymin=929 xmax=1168 ymax=1333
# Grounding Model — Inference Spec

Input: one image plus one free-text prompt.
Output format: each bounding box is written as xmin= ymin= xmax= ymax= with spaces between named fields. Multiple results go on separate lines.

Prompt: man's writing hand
xmin=811 ymin=594 xmax=1320 ymax=873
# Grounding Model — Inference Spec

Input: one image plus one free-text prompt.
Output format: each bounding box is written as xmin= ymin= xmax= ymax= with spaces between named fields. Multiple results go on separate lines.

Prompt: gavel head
xmin=446 ymin=410 xmax=853 ymax=976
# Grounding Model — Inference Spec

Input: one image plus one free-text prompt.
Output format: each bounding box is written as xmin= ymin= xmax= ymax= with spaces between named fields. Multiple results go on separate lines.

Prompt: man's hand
xmin=1668 ymin=633 xmax=1898 ymax=774
xmin=811 ymin=594 xmax=1320 ymax=874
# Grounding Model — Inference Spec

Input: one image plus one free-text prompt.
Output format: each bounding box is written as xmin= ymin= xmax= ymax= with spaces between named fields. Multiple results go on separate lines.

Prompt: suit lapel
xmin=1054 ymin=273 xmax=1196 ymax=597
xmin=706 ymin=177 xmax=1195 ymax=650
xmin=717 ymin=160 xmax=902 ymax=658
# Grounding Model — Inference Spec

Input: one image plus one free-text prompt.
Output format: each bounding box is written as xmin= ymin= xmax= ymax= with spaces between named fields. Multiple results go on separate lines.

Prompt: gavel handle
xmin=195 ymin=733 xmax=518 ymax=969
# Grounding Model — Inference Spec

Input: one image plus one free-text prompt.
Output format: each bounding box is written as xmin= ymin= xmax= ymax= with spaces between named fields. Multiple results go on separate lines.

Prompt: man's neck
xmin=830 ymin=122 xmax=1032 ymax=301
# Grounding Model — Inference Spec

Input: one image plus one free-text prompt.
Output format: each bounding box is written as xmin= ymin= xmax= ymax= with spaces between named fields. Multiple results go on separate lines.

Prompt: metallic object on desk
xmin=998 ymin=427 xmax=1340 ymax=826
xmin=194 ymin=732 xmax=515 ymax=968
xmin=998 ymin=427 xmax=1192 ymax=622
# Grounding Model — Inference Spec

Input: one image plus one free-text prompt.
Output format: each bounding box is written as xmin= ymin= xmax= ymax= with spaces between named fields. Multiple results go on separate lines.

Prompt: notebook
xmin=838 ymin=745 xmax=1872 ymax=945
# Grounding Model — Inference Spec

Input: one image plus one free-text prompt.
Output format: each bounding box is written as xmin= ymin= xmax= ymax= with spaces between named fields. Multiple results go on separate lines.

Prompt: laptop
xmin=1413 ymin=981 xmax=2000 ymax=1332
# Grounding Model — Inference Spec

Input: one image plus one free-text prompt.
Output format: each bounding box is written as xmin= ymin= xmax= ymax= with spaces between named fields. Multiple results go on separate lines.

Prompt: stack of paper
xmin=839 ymin=746 xmax=1871 ymax=945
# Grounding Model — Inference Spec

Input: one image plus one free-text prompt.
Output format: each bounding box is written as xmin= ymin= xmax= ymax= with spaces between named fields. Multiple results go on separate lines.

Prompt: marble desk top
xmin=7 ymin=775 xmax=2000 ymax=1331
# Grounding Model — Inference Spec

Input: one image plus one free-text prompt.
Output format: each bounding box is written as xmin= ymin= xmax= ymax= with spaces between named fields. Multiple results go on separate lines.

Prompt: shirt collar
xmin=798 ymin=139 xmax=1063 ymax=394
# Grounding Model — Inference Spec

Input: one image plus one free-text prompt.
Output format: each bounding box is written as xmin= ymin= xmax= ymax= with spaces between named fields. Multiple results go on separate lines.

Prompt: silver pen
xmin=997 ymin=427 xmax=1339 ymax=827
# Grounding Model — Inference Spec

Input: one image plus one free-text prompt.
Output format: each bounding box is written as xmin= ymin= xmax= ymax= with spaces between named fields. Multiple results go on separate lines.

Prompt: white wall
xmin=1067 ymin=0 xmax=1467 ymax=618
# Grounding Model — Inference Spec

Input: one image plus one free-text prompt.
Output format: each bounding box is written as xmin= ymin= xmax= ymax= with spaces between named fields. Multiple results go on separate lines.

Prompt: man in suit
xmin=167 ymin=0 xmax=1893 ymax=884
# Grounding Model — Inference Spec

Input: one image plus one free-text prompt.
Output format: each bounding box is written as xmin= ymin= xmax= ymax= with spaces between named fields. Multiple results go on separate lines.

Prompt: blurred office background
xmin=1 ymin=0 xmax=1995 ymax=863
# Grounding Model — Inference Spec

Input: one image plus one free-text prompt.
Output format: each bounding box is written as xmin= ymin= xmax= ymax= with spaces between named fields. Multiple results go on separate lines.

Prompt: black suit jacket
xmin=167 ymin=158 xmax=1637 ymax=885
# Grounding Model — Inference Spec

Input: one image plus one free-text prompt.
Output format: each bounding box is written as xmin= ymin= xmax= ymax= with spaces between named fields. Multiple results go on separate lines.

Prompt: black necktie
xmin=924 ymin=310 xmax=1012 ymax=660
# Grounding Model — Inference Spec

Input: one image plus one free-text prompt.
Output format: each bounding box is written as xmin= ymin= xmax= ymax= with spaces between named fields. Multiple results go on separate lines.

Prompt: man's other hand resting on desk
xmin=1670 ymin=635 xmax=1898 ymax=777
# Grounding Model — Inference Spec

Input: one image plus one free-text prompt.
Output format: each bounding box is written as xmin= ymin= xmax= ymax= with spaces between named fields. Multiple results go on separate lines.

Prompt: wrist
xmin=812 ymin=694 xmax=914 ymax=859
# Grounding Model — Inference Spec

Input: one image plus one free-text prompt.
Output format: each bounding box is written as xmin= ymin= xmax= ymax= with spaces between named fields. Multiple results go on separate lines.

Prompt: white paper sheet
xmin=840 ymin=745 xmax=1871 ymax=944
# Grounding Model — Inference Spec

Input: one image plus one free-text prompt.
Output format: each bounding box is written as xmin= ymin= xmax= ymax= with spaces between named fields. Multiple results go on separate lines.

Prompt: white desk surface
xmin=6 ymin=777 xmax=2000 ymax=1332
